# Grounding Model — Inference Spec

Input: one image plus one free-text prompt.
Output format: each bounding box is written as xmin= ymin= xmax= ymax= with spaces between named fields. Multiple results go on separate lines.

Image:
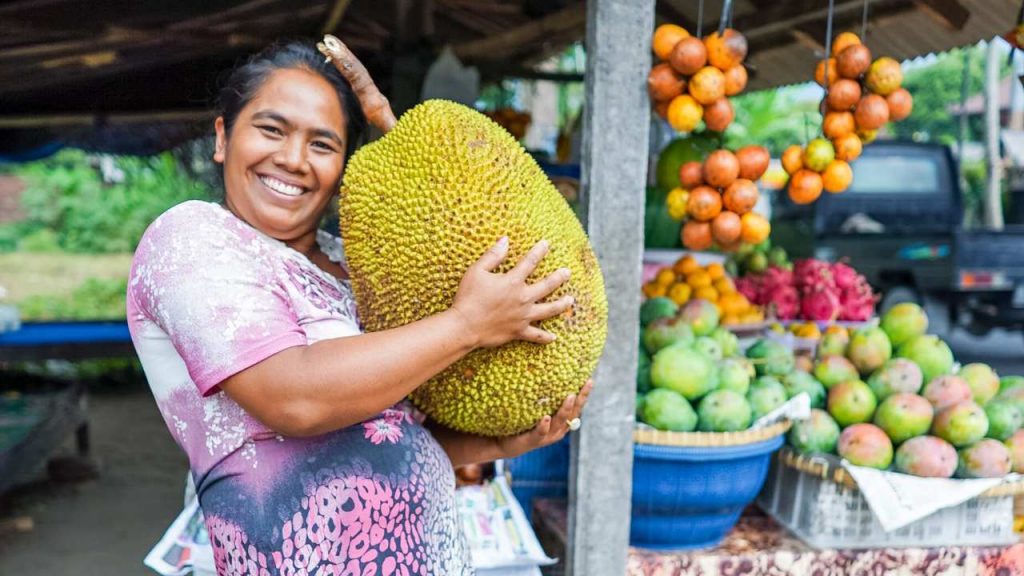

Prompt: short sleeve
xmin=129 ymin=202 xmax=307 ymax=396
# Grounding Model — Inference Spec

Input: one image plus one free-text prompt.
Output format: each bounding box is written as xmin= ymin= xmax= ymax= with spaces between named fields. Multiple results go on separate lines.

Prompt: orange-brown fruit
xmin=654 ymin=99 xmax=670 ymax=119
xmin=788 ymin=169 xmax=824 ymax=205
xmin=704 ymin=29 xmax=748 ymax=70
xmin=822 ymin=159 xmax=853 ymax=193
xmin=782 ymin=144 xmax=804 ymax=175
xmin=678 ymin=161 xmax=705 ymax=189
xmin=669 ymin=36 xmax=708 ymax=76
xmin=667 ymin=94 xmax=703 ymax=132
xmin=723 ymin=178 xmax=759 ymax=215
xmin=735 ymin=145 xmax=770 ymax=181
xmin=723 ymin=65 xmax=748 ymax=96
xmin=832 ymin=32 xmax=861 ymax=57
xmin=711 ymin=210 xmax=742 ymax=245
xmin=682 ymin=219 xmax=714 ymax=251
xmin=687 ymin=185 xmax=723 ymax=221
xmin=833 ymin=132 xmax=863 ymax=162
xmin=740 ymin=212 xmax=771 ymax=244
xmin=866 ymin=57 xmax=903 ymax=96
xmin=703 ymin=149 xmax=740 ymax=188
xmin=827 ymin=78 xmax=862 ymax=111
xmin=648 ymin=63 xmax=686 ymax=102
xmin=703 ymin=97 xmax=734 ymax=132
xmin=858 ymin=128 xmax=879 ymax=143
xmin=653 ymin=24 xmax=690 ymax=61
xmin=688 ymin=66 xmax=726 ymax=105
xmin=823 ymin=111 xmax=856 ymax=139
xmin=886 ymin=87 xmax=913 ymax=121
xmin=855 ymin=94 xmax=890 ymax=131
xmin=836 ymin=44 xmax=872 ymax=79
xmin=815 ymin=58 xmax=838 ymax=87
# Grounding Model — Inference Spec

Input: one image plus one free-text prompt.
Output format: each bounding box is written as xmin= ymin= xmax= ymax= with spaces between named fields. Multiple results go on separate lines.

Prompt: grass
xmin=0 ymin=251 xmax=133 ymax=303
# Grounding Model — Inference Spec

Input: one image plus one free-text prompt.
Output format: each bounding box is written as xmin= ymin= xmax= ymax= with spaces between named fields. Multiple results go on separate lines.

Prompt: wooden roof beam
xmin=451 ymin=1 xmax=586 ymax=61
xmin=913 ymin=0 xmax=970 ymax=31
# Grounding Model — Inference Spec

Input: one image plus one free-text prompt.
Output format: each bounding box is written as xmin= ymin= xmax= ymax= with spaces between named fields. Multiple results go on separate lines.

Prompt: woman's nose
xmin=273 ymin=137 xmax=307 ymax=172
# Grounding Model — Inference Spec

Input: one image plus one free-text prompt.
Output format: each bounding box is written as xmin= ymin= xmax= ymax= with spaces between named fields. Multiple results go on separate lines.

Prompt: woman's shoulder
xmin=141 ymin=201 xmax=259 ymax=249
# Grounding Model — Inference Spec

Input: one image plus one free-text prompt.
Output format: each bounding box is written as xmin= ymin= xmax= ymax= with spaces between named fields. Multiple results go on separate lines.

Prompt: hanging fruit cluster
xmin=648 ymin=24 xmax=749 ymax=134
xmin=782 ymin=32 xmax=913 ymax=204
xmin=666 ymin=145 xmax=772 ymax=252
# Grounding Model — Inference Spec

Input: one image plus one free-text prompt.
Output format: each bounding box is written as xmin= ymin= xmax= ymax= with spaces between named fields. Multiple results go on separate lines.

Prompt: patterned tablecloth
xmin=531 ymin=499 xmax=1024 ymax=576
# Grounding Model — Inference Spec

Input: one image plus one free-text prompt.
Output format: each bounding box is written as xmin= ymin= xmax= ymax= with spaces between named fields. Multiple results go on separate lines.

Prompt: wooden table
xmin=531 ymin=498 xmax=1024 ymax=575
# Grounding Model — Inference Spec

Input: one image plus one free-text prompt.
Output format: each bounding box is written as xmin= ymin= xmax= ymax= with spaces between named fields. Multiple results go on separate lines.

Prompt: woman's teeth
xmin=260 ymin=176 xmax=303 ymax=197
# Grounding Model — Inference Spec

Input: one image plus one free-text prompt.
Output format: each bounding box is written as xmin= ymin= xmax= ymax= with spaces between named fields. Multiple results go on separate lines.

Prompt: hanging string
xmin=696 ymin=0 xmax=704 ymax=37
xmin=861 ymin=0 xmax=871 ymax=40
xmin=718 ymin=0 xmax=734 ymax=35
xmin=822 ymin=0 xmax=836 ymax=136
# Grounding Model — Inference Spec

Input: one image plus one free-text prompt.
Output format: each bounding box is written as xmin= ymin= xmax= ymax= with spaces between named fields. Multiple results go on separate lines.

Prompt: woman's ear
xmin=213 ymin=117 xmax=227 ymax=164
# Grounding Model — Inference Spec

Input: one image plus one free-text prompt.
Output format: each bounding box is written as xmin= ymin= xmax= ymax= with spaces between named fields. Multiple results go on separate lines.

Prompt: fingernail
xmin=566 ymin=296 xmax=575 ymax=305
xmin=539 ymin=239 xmax=549 ymax=249
xmin=560 ymin=268 xmax=572 ymax=279
xmin=497 ymin=236 xmax=508 ymax=248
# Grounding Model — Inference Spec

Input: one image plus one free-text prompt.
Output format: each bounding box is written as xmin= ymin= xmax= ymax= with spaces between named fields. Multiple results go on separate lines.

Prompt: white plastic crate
xmin=757 ymin=449 xmax=1019 ymax=549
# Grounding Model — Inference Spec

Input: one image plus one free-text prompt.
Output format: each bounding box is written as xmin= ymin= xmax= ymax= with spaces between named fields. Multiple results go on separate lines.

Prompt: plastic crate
xmin=757 ymin=449 xmax=1019 ymax=549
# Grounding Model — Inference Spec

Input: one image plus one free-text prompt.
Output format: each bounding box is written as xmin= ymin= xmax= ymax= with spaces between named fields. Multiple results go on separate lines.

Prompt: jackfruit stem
xmin=317 ymin=35 xmax=397 ymax=134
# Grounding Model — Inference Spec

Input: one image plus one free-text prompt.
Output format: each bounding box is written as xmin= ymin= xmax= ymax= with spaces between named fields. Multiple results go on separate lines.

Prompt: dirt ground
xmin=0 ymin=382 xmax=188 ymax=575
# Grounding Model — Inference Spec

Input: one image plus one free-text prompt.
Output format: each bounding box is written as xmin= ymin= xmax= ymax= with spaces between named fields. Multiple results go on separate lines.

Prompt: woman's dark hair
xmin=217 ymin=40 xmax=366 ymax=160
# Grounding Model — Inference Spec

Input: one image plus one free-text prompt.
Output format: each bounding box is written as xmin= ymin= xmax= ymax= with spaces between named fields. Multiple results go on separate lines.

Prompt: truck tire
xmin=879 ymin=286 xmax=922 ymax=316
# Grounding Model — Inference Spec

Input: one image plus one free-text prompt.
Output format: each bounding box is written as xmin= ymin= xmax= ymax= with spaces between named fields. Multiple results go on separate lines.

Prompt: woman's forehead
xmin=245 ymin=68 xmax=346 ymax=129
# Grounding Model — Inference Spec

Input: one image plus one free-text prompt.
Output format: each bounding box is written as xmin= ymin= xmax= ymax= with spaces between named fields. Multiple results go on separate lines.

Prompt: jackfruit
xmin=340 ymin=99 xmax=608 ymax=436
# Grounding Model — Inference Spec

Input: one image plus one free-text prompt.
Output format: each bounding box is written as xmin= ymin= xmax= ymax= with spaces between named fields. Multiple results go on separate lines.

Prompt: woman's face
xmin=215 ymin=67 xmax=347 ymax=244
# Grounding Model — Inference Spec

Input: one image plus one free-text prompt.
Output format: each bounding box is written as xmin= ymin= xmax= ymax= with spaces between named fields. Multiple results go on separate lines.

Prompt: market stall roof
xmin=0 ymin=0 xmax=1021 ymax=154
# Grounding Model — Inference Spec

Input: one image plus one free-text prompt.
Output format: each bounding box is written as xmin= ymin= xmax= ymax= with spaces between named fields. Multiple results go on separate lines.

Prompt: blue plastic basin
xmin=630 ymin=434 xmax=784 ymax=550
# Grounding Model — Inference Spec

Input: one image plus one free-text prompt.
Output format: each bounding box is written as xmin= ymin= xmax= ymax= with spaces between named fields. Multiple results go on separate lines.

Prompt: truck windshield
xmin=849 ymin=156 xmax=940 ymax=194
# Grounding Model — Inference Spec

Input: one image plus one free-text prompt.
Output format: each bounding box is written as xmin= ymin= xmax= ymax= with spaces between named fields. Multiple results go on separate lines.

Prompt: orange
xmin=655 ymin=267 xmax=677 ymax=286
xmin=822 ymin=159 xmax=853 ymax=193
xmin=695 ymin=286 xmax=719 ymax=303
xmin=815 ymin=58 xmax=838 ymax=87
xmin=666 ymin=94 xmax=703 ymax=133
xmin=673 ymin=254 xmax=700 ymax=276
xmin=688 ymin=66 xmax=726 ymax=105
xmin=719 ymin=292 xmax=749 ymax=316
xmin=714 ymin=277 xmax=736 ymax=294
xmin=653 ymin=24 xmax=690 ymax=61
xmin=706 ymin=262 xmax=726 ymax=280
xmin=781 ymin=145 xmax=804 ymax=175
xmin=681 ymin=220 xmax=713 ymax=251
xmin=831 ymin=32 xmax=861 ymax=57
xmin=687 ymin=270 xmax=713 ymax=289
xmin=667 ymin=282 xmax=692 ymax=306
xmin=721 ymin=314 xmax=741 ymax=326
xmin=642 ymin=281 xmax=666 ymax=299
xmin=740 ymin=212 xmax=770 ymax=244
xmin=788 ymin=169 xmax=824 ymax=204
xmin=822 ymin=111 xmax=855 ymax=139
xmin=687 ymin=186 xmax=723 ymax=222
xmin=833 ymin=132 xmax=863 ymax=162
xmin=666 ymin=187 xmax=689 ymax=220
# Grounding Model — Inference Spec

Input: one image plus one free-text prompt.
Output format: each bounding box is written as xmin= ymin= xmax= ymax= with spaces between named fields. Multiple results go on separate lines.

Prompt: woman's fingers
xmin=530 ymin=295 xmax=574 ymax=322
xmin=527 ymin=266 xmax=571 ymax=302
xmin=470 ymin=236 xmax=509 ymax=273
xmin=520 ymin=326 xmax=557 ymax=344
xmin=509 ymin=240 xmax=550 ymax=281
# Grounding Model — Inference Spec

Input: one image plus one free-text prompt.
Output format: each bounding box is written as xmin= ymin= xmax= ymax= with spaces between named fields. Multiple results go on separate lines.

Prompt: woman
xmin=127 ymin=40 xmax=591 ymax=576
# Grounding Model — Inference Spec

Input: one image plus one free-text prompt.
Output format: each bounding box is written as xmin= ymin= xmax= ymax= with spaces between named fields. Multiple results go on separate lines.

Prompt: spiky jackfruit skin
xmin=340 ymin=99 xmax=608 ymax=437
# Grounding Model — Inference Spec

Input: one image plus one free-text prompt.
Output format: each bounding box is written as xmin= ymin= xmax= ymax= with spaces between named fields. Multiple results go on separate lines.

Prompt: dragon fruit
xmin=735 ymin=276 xmax=763 ymax=305
xmin=801 ymin=288 xmax=842 ymax=322
xmin=832 ymin=261 xmax=859 ymax=291
xmin=762 ymin=266 xmax=794 ymax=293
xmin=768 ymin=285 xmax=800 ymax=320
xmin=794 ymin=259 xmax=837 ymax=293
xmin=839 ymin=275 xmax=877 ymax=321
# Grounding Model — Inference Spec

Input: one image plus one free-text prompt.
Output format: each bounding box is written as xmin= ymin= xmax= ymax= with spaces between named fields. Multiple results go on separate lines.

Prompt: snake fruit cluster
xmin=340 ymin=100 xmax=608 ymax=437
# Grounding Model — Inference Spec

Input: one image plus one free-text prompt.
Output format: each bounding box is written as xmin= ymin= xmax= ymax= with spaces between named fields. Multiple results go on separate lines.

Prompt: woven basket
xmin=779 ymin=448 xmax=1024 ymax=497
xmin=633 ymin=420 xmax=791 ymax=447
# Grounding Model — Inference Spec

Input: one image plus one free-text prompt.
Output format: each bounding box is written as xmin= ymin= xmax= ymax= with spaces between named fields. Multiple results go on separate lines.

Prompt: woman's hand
xmin=496 ymin=379 xmax=594 ymax=459
xmin=449 ymin=237 xmax=574 ymax=349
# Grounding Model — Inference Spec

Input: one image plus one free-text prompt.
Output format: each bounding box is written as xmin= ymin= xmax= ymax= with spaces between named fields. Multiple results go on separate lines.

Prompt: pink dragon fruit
xmin=839 ymin=275 xmax=877 ymax=321
xmin=735 ymin=276 xmax=762 ymax=305
xmin=762 ymin=266 xmax=794 ymax=292
xmin=794 ymin=259 xmax=837 ymax=293
xmin=768 ymin=285 xmax=800 ymax=320
xmin=832 ymin=261 xmax=859 ymax=291
xmin=801 ymin=288 xmax=842 ymax=322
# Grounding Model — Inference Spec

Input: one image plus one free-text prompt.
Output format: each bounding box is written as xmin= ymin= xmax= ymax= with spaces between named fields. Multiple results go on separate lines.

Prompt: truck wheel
xmin=879 ymin=286 xmax=922 ymax=316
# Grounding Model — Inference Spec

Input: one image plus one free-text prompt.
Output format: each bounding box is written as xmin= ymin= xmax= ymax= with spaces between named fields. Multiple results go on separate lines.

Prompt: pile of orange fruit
xmin=648 ymin=24 xmax=749 ymax=133
xmin=781 ymin=32 xmax=912 ymax=204
xmin=665 ymin=146 xmax=771 ymax=252
xmin=642 ymin=255 xmax=765 ymax=325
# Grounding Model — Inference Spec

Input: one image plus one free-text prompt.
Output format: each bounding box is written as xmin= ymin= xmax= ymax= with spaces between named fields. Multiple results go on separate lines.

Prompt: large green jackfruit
xmin=340 ymin=99 xmax=608 ymax=436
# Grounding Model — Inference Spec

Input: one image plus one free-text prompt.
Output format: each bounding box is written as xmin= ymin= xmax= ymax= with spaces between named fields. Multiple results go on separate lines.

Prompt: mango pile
xmin=787 ymin=302 xmax=1024 ymax=479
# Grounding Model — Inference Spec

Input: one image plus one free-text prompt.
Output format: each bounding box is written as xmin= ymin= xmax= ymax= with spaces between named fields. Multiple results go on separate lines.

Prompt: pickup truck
xmin=771 ymin=140 xmax=1024 ymax=339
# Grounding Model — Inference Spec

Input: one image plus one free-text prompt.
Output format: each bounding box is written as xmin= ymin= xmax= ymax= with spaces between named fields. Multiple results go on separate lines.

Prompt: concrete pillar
xmin=984 ymin=40 xmax=1005 ymax=229
xmin=567 ymin=0 xmax=654 ymax=575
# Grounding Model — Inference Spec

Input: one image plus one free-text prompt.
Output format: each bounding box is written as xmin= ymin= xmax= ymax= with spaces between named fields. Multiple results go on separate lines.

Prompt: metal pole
xmin=957 ymin=48 xmax=971 ymax=163
xmin=984 ymin=40 xmax=1005 ymax=229
xmin=568 ymin=0 xmax=653 ymax=574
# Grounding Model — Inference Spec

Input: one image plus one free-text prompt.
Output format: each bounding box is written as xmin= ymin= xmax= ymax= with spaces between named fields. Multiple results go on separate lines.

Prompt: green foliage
xmin=17 ymin=277 xmax=127 ymax=321
xmin=8 ymin=149 xmax=213 ymax=253
xmin=724 ymin=89 xmax=821 ymax=156
xmin=17 ymin=228 xmax=61 ymax=252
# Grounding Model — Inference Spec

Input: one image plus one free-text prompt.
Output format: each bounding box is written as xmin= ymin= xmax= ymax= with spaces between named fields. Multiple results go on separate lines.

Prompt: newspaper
xmin=841 ymin=463 xmax=1019 ymax=532
xmin=146 ymin=475 xmax=553 ymax=575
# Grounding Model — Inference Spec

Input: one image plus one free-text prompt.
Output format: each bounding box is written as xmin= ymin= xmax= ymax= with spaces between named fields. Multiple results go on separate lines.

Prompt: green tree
xmin=724 ymin=89 xmax=822 ymax=156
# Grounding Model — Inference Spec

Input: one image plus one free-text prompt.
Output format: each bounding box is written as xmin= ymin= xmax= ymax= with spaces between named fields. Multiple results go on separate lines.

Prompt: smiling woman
xmin=126 ymin=40 xmax=591 ymax=576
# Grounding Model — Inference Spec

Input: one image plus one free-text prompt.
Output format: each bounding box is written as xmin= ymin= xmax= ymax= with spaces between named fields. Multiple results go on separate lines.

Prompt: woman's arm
xmin=220 ymin=238 xmax=573 ymax=437
xmin=427 ymin=380 xmax=593 ymax=467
